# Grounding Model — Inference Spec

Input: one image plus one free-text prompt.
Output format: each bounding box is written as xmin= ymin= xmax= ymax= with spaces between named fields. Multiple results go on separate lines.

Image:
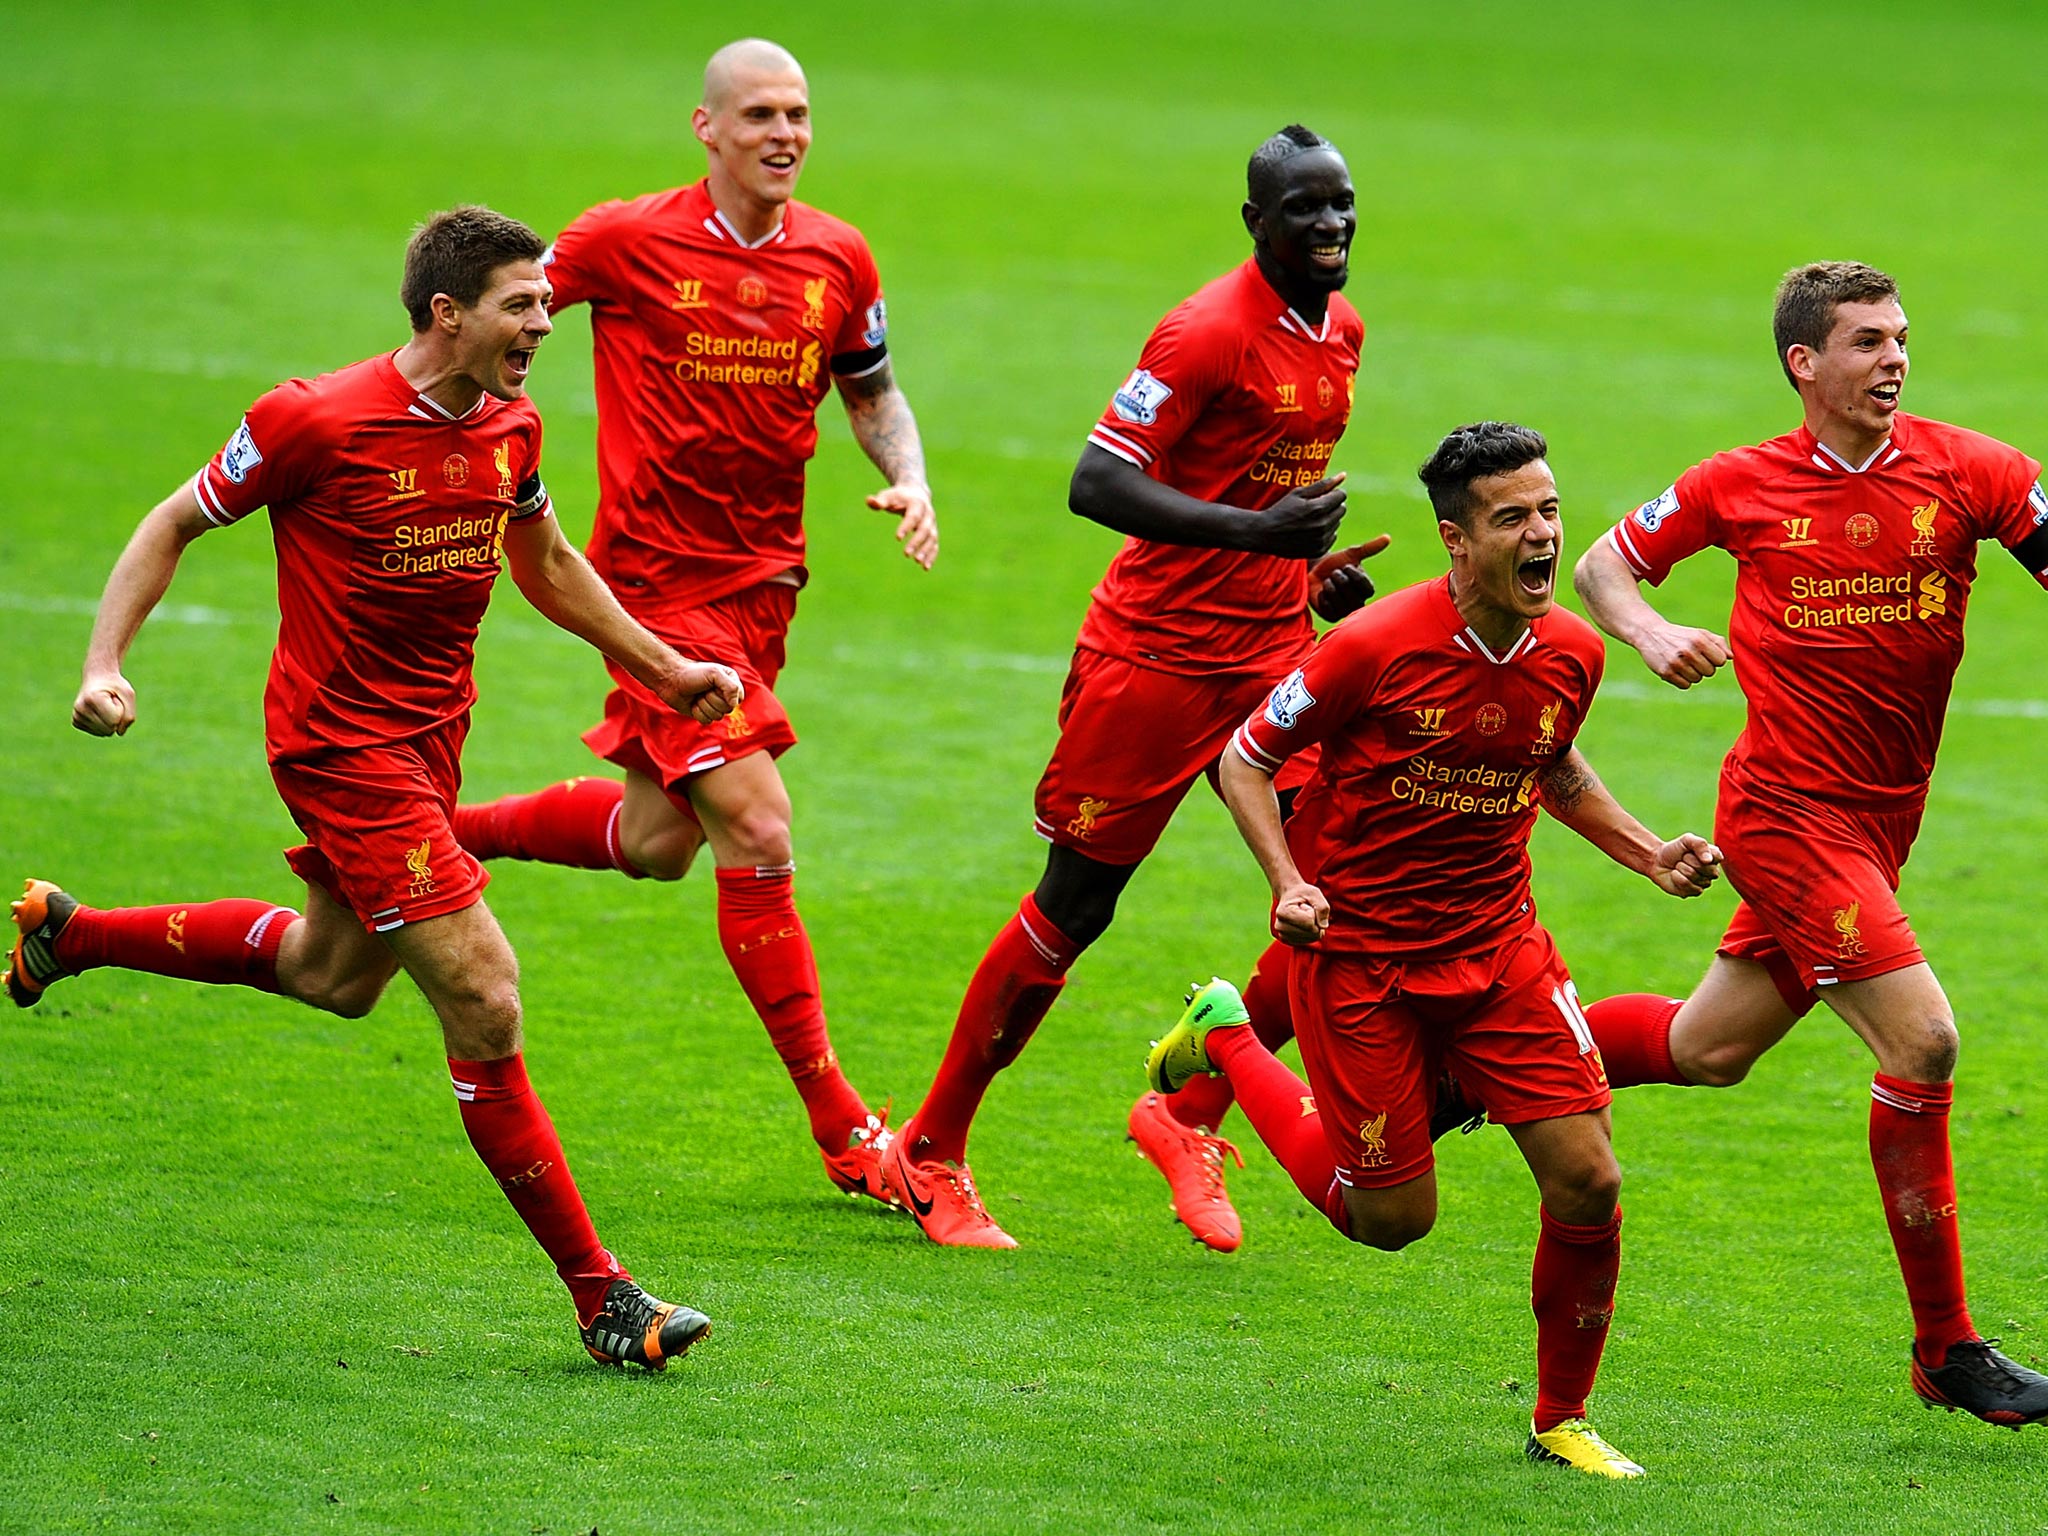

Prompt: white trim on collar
xmin=1812 ymin=436 xmax=1894 ymax=474
xmin=704 ymin=208 xmax=788 ymax=250
xmin=1451 ymin=625 xmax=1539 ymax=665
xmin=1275 ymin=307 xmax=1333 ymax=343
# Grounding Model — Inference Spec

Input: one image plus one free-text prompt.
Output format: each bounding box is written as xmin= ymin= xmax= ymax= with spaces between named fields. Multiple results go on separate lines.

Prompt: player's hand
xmin=658 ymin=660 xmax=745 ymax=724
xmin=868 ymin=483 xmax=938 ymax=569
xmin=1271 ymin=880 xmax=1330 ymax=946
xmin=72 ymin=670 xmax=137 ymax=737
xmin=1308 ymin=534 xmax=1392 ymax=621
xmin=1648 ymin=833 xmax=1722 ymax=898
xmin=1635 ymin=620 xmax=1730 ymax=690
xmin=1247 ymin=473 xmax=1347 ymax=560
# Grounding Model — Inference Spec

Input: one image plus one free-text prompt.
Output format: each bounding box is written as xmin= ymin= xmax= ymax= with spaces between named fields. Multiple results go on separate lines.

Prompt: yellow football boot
xmin=1525 ymin=1417 xmax=1645 ymax=1479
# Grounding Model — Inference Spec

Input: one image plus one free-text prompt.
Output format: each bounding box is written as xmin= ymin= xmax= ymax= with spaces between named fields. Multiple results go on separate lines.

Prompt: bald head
xmin=692 ymin=38 xmax=813 ymax=235
xmin=702 ymin=38 xmax=805 ymax=112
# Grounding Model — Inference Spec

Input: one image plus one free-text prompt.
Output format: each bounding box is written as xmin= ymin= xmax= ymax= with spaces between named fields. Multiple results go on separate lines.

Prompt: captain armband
xmin=510 ymin=472 xmax=550 ymax=520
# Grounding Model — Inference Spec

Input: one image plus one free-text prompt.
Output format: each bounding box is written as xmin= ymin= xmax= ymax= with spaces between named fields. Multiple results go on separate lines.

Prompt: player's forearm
xmin=1069 ymin=447 xmax=1250 ymax=549
xmin=1571 ymin=538 xmax=1667 ymax=650
xmin=1540 ymin=750 xmax=1660 ymax=878
xmin=84 ymin=489 xmax=207 ymax=675
xmin=1220 ymin=749 xmax=1303 ymax=894
xmin=843 ymin=380 xmax=928 ymax=490
xmin=506 ymin=523 xmax=679 ymax=687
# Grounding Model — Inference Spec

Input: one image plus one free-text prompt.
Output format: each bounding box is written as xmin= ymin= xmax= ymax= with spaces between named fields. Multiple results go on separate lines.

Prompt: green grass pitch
xmin=4 ymin=1 xmax=2048 ymax=1529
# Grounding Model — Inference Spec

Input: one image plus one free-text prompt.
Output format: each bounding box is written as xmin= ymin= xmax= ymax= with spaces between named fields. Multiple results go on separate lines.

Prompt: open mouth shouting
xmin=504 ymin=345 xmax=539 ymax=385
xmin=1517 ymin=551 xmax=1557 ymax=600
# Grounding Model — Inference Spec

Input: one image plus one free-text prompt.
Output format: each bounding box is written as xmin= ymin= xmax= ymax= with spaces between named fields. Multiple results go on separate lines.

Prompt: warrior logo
xmin=1273 ymin=383 xmax=1302 ymax=414
xmin=406 ymin=839 xmax=437 ymax=899
xmin=1833 ymin=902 xmax=1867 ymax=959
xmin=1410 ymin=707 xmax=1450 ymax=737
xmin=670 ymin=280 xmax=708 ymax=310
xmin=1779 ymin=517 xmax=1817 ymax=548
xmin=387 ymin=468 xmax=423 ymax=502
xmin=1067 ymin=796 xmax=1109 ymax=839
xmin=1910 ymin=499 xmax=1940 ymax=556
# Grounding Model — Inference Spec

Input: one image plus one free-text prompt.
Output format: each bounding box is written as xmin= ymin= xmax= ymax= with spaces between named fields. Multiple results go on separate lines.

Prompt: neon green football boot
xmin=1524 ymin=1417 xmax=1645 ymax=1479
xmin=1145 ymin=977 xmax=1251 ymax=1095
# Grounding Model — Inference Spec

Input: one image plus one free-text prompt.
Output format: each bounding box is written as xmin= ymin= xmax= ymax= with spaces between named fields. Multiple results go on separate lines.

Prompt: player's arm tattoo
xmin=1537 ymin=749 xmax=1599 ymax=815
xmin=837 ymin=359 xmax=929 ymax=488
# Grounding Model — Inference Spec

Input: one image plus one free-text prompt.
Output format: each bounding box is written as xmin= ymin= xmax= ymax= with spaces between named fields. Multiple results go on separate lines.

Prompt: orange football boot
xmin=1128 ymin=1089 xmax=1246 ymax=1252
xmin=5 ymin=879 xmax=80 ymax=1008
xmin=882 ymin=1133 xmax=1017 ymax=1249
xmin=822 ymin=1106 xmax=902 ymax=1208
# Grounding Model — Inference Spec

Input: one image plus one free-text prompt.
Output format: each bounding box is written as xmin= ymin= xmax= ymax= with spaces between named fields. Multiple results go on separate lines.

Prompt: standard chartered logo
xmin=673 ymin=330 xmax=824 ymax=389
xmin=1781 ymin=569 xmax=1933 ymax=630
xmin=1387 ymin=757 xmax=1534 ymax=815
xmin=382 ymin=511 xmax=509 ymax=575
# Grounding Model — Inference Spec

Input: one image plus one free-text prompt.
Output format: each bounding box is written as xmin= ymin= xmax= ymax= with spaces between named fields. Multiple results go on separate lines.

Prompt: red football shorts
xmin=583 ymin=582 xmax=798 ymax=805
xmin=1033 ymin=647 xmax=1315 ymax=866
xmin=271 ymin=718 xmax=488 ymax=933
xmin=1715 ymin=764 xmax=1926 ymax=1011
xmin=1290 ymin=925 xmax=1612 ymax=1189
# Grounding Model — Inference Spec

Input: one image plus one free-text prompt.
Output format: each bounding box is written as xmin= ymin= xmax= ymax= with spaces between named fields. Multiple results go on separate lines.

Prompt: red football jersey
xmin=1232 ymin=576 xmax=1605 ymax=958
xmin=192 ymin=352 xmax=550 ymax=760
xmin=544 ymin=180 xmax=888 ymax=620
xmin=1604 ymin=413 xmax=2047 ymax=809
xmin=1079 ymin=259 xmax=1363 ymax=675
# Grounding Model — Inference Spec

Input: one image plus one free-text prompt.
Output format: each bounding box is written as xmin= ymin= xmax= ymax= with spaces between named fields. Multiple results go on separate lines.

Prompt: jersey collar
xmin=689 ymin=180 xmax=791 ymax=249
xmin=1431 ymin=572 xmax=1541 ymax=664
xmin=1801 ymin=416 xmax=1911 ymax=474
xmin=377 ymin=351 xmax=491 ymax=422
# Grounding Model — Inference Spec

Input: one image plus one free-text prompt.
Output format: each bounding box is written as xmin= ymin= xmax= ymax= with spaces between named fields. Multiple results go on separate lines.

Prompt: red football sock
xmin=1870 ymin=1074 xmax=1977 ymax=1366
xmin=1584 ymin=993 xmax=1687 ymax=1088
xmin=453 ymin=778 xmax=642 ymax=876
xmin=1167 ymin=940 xmax=1299 ymax=1132
xmin=1208 ymin=1023 xmax=1339 ymax=1222
xmin=1531 ymin=1204 xmax=1623 ymax=1432
xmin=448 ymin=1054 xmax=626 ymax=1326
xmin=906 ymin=893 xmax=1079 ymax=1164
xmin=62 ymin=899 xmax=296 ymax=993
xmin=714 ymin=864 xmax=868 ymax=1151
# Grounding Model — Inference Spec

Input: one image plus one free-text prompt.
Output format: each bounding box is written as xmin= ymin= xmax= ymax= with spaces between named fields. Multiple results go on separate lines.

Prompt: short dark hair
xmin=1417 ymin=422 xmax=1550 ymax=527
xmin=1247 ymin=124 xmax=1335 ymax=207
xmin=401 ymin=206 xmax=547 ymax=331
xmin=1771 ymin=261 xmax=1900 ymax=391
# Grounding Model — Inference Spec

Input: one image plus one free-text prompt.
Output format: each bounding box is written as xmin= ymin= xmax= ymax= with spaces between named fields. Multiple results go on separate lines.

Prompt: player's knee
xmin=1889 ymin=1016 xmax=1959 ymax=1082
xmin=1542 ymin=1160 xmax=1622 ymax=1227
xmin=718 ymin=805 xmax=793 ymax=867
xmin=288 ymin=963 xmax=391 ymax=1019
xmin=626 ymin=834 xmax=698 ymax=883
xmin=1349 ymin=1210 xmax=1434 ymax=1252
xmin=1680 ymin=1036 xmax=1760 ymax=1088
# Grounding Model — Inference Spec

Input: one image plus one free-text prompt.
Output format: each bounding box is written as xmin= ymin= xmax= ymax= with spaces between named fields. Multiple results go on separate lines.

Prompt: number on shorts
xmin=1550 ymin=979 xmax=1596 ymax=1056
